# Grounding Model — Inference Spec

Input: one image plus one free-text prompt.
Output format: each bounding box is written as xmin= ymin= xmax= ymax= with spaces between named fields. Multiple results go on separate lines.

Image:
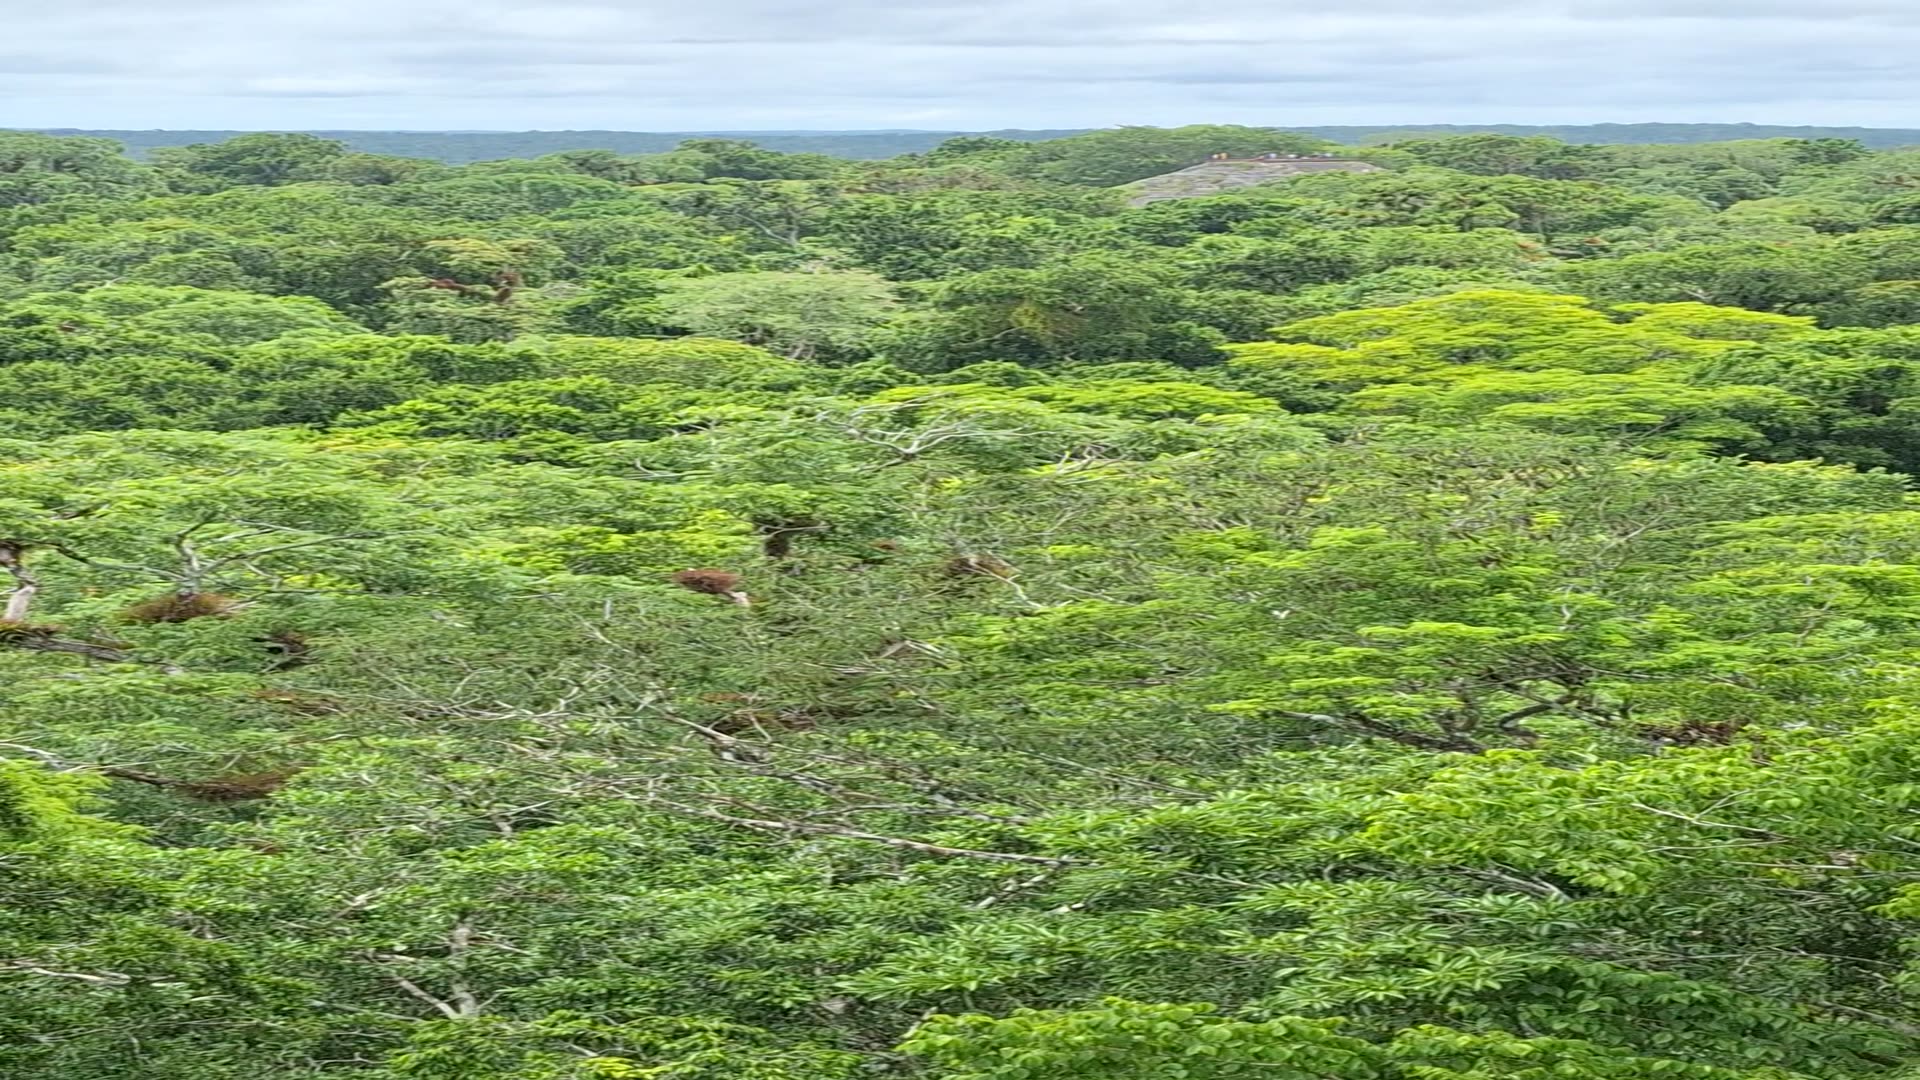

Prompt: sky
xmin=5 ymin=0 xmax=1919 ymax=131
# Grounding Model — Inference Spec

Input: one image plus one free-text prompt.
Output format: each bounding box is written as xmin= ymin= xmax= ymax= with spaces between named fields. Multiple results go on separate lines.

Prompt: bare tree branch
xmin=7 ymin=633 xmax=148 ymax=666
xmin=0 ymin=542 xmax=38 ymax=623
xmin=1272 ymin=710 xmax=1484 ymax=753
xmin=4 ymin=963 xmax=134 ymax=988
xmin=1628 ymin=803 xmax=1788 ymax=840
xmin=639 ymin=791 xmax=1089 ymax=866
xmin=367 ymin=917 xmax=487 ymax=1020
xmin=383 ymin=972 xmax=466 ymax=1020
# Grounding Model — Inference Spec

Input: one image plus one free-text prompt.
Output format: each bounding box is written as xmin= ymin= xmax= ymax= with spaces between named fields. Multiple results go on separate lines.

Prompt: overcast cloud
xmin=4 ymin=0 xmax=1917 ymax=131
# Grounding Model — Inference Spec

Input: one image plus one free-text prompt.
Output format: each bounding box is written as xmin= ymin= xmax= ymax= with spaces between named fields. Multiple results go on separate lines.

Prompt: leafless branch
xmin=1460 ymin=867 xmax=1569 ymax=901
xmin=4 ymin=962 xmax=133 ymax=987
xmin=1272 ymin=710 xmax=1484 ymax=753
xmin=0 ymin=743 xmax=67 ymax=766
xmin=1628 ymin=803 xmax=1788 ymax=840
xmin=368 ymin=916 xmax=487 ymax=1020
xmin=0 ymin=542 xmax=38 ymax=623
xmin=973 ymin=869 xmax=1062 ymax=909
xmin=640 ymin=791 xmax=1088 ymax=866
xmin=383 ymin=972 xmax=467 ymax=1020
xmin=7 ymin=633 xmax=149 ymax=666
xmin=1819 ymin=1002 xmax=1920 ymax=1039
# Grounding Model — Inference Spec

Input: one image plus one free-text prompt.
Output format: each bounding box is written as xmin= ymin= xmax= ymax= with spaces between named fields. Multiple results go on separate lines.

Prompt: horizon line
xmin=15 ymin=121 xmax=1920 ymax=135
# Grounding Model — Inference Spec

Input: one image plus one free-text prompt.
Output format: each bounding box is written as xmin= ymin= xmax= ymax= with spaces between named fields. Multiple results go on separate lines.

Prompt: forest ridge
xmin=29 ymin=122 xmax=1920 ymax=164
xmin=6 ymin=123 xmax=1920 ymax=1078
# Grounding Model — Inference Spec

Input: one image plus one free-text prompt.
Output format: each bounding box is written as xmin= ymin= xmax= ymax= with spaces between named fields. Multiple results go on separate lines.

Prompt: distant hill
xmin=1308 ymin=123 xmax=1920 ymax=148
xmin=25 ymin=123 xmax=1920 ymax=164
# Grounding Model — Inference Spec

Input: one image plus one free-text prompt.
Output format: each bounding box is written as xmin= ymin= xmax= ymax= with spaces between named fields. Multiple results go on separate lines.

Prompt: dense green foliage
xmin=7 ymin=125 xmax=1920 ymax=1078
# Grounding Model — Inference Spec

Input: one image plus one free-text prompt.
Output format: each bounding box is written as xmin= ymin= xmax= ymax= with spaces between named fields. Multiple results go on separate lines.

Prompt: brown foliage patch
xmin=671 ymin=568 xmax=743 ymax=595
xmin=671 ymin=569 xmax=750 ymax=605
xmin=942 ymin=554 xmax=1014 ymax=581
xmin=1641 ymin=719 xmax=1746 ymax=747
xmin=122 ymin=592 xmax=237 ymax=624
xmin=707 ymin=709 xmax=821 ymax=737
xmin=173 ymin=767 xmax=301 ymax=803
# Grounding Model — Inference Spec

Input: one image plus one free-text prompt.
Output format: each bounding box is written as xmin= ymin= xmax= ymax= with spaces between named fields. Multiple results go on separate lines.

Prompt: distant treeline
xmin=30 ymin=122 xmax=1920 ymax=163
xmin=27 ymin=129 xmax=1085 ymax=163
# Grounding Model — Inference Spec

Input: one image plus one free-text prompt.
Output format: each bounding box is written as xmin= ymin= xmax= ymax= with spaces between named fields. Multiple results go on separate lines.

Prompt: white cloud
xmin=4 ymin=0 xmax=1918 ymax=129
